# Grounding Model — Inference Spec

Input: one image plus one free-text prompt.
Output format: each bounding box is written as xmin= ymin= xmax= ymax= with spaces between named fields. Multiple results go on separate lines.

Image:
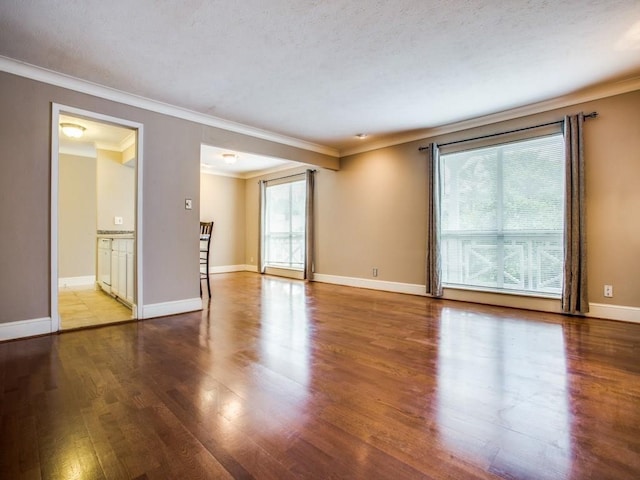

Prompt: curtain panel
xmin=426 ymin=143 xmax=443 ymax=297
xmin=562 ymin=113 xmax=589 ymax=314
xmin=257 ymin=180 xmax=267 ymax=274
xmin=304 ymin=169 xmax=316 ymax=280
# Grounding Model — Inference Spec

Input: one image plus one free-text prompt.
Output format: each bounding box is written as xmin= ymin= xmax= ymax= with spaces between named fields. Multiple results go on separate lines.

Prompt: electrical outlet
xmin=372 ymin=268 xmax=378 ymax=277
xmin=114 ymin=216 xmax=123 ymax=225
xmin=604 ymin=284 xmax=613 ymax=298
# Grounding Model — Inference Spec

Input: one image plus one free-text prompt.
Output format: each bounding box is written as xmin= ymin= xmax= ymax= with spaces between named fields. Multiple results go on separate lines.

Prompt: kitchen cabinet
xmin=100 ymin=236 xmax=135 ymax=306
xmin=126 ymin=241 xmax=134 ymax=304
xmin=97 ymin=238 xmax=112 ymax=293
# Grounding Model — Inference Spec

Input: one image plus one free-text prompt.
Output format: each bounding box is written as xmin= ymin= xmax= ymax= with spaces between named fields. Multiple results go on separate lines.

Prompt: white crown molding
xmin=241 ymin=162 xmax=304 ymax=180
xmin=201 ymin=161 xmax=302 ymax=180
xmin=94 ymin=141 xmax=123 ymax=152
xmin=0 ymin=56 xmax=339 ymax=158
xmin=59 ymin=141 xmax=97 ymax=158
xmin=119 ymin=132 xmax=136 ymax=151
xmin=340 ymin=75 xmax=640 ymax=157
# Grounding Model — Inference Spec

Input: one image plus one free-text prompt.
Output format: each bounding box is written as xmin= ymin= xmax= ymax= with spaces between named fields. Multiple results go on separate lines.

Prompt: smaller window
xmin=264 ymin=179 xmax=306 ymax=270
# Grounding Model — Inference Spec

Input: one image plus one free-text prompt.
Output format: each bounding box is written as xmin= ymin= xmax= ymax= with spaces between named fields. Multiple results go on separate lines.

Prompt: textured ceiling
xmin=59 ymin=114 xmax=134 ymax=150
xmin=200 ymin=144 xmax=297 ymax=178
xmin=2 ymin=0 xmax=640 ymax=153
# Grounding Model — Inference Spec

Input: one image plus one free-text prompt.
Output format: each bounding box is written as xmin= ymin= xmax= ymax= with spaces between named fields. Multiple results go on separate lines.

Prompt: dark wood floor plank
xmin=1 ymin=272 xmax=640 ymax=479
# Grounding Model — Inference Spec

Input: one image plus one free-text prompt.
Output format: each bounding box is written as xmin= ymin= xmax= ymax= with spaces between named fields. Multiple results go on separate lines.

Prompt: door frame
xmin=50 ymin=103 xmax=144 ymax=331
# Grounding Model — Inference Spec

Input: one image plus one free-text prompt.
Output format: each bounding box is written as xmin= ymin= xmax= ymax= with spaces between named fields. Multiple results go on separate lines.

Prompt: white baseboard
xmin=588 ymin=303 xmax=640 ymax=323
xmin=140 ymin=298 xmax=203 ymax=319
xmin=441 ymin=288 xmax=563 ymax=314
xmin=210 ymin=264 xmax=254 ymax=274
xmin=264 ymin=266 xmax=305 ymax=280
xmin=58 ymin=275 xmax=96 ymax=288
xmin=313 ymin=274 xmax=425 ymax=296
xmin=313 ymin=274 xmax=640 ymax=323
xmin=0 ymin=317 xmax=52 ymax=341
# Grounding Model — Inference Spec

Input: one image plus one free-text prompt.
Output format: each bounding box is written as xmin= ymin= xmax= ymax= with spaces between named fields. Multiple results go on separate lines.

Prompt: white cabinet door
xmin=126 ymin=239 xmax=134 ymax=304
xmin=111 ymin=243 xmax=120 ymax=297
xmin=118 ymin=248 xmax=127 ymax=301
xmin=98 ymin=238 xmax=111 ymax=293
xmin=107 ymin=238 xmax=135 ymax=306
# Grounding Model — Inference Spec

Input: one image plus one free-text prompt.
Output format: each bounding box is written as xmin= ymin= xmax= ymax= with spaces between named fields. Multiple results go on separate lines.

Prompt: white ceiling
xmin=2 ymin=1 xmax=640 ymax=154
xmin=58 ymin=114 xmax=135 ymax=157
xmin=200 ymin=144 xmax=298 ymax=178
xmin=59 ymin=114 xmax=134 ymax=149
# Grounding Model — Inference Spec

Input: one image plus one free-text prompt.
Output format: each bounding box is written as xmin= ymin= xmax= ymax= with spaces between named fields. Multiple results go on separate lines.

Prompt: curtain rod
xmin=258 ymin=169 xmax=316 ymax=184
xmin=418 ymin=112 xmax=598 ymax=151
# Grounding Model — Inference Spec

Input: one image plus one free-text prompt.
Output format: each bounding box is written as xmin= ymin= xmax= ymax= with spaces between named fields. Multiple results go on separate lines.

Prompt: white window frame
xmin=438 ymin=130 xmax=565 ymax=298
xmin=263 ymin=177 xmax=307 ymax=278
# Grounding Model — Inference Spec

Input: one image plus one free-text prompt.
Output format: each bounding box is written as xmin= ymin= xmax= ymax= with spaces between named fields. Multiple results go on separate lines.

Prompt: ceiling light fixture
xmin=222 ymin=153 xmax=238 ymax=164
xmin=356 ymin=133 xmax=368 ymax=139
xmin=60 ymin=123 xmax=86 ymax=138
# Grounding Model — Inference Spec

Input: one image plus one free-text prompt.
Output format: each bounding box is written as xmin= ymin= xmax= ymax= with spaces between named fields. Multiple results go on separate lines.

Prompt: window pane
xmin=502 ymin=136 xmax=564 ymax=231
xmin=440 ymin=134 xmax=564 ymax=296
xmin=442 ymin=150 xmax=497 ymax=231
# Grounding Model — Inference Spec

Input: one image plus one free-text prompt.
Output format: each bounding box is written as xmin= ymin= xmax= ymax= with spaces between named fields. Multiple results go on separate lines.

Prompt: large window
xmin=440 ymin=134 xmax=565 ymax=296
xmin=264 ymin=179 xmax=306 ymax=270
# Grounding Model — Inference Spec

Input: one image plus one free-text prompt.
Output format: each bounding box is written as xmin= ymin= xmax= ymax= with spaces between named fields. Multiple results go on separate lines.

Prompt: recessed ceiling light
xmin=222 ymin=153 xmax=238 ymax=164
xmin=355 ymin=133 xmax=368 ymax=139
xmin=60 ymin=123 xmax=86 ymax=138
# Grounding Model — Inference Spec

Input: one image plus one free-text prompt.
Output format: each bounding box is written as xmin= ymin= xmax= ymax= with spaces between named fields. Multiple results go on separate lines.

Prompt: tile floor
xmin=58 ymin=285 xmax=133 ymax=330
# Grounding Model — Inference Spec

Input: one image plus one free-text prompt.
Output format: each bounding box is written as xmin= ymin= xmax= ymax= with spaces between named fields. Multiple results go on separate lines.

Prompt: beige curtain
xmin=304 ymin=169 xmax=315 ymax=280
xmin=257 ymin=180 xmax=266 ymax=274
xmin=562 ymin=114 xmax=589 ymax=314
xmin=426 ymin=143 xmax=443 ymax=297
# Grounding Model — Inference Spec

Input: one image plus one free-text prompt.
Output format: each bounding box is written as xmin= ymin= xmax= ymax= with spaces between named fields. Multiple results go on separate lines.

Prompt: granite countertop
xmin=97 ymin=230 xmax=135 ymax=238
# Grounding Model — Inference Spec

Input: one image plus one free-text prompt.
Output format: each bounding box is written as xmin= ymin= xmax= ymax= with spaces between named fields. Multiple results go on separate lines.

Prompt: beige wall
xmin=244 ymin=166 xmax=311 ymax=270
xmin=59 ymin=153 xmax=97 ymax=278
xmin=242 ymin=91 xmax=640 ymax=310
xmin=0 ymin=71 xmax=334 ymax=324
xmin=583 ymin=91 xmax=640 ymax=307
xmin=333 ymin=90 xmax=640 ymax=308
xmin=96 ymin=149 xmax=135 ymax=231
xmin=1 ymin=68 xmax=638 ymax=327
xmin=200 ymin=173 xmax=246 ymax=267
xmin=315 ymin=143 xmax=428 ymax=283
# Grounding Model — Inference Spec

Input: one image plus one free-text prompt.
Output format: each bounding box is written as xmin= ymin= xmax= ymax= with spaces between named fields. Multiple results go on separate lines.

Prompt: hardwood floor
xmin=59 ymin=285 xmax=133 ymax=330
xmin=1 ymin=272 xmax=639 ymax=479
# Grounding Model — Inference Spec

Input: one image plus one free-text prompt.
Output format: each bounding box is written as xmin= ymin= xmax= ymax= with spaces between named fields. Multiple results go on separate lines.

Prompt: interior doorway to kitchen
xmin=51 ymin=104 xmax=144 ymax=331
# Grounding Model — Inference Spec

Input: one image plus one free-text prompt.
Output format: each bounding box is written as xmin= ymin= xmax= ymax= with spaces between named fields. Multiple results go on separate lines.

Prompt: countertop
xmin=97 ymin=230 xmax=135 ymax=239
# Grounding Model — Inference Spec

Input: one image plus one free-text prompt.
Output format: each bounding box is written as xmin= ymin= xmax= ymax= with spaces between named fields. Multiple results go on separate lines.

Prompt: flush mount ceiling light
xmin=60 ymin=123 xmax=86 ymax=138
xmin=355 ymin=133 xmax=368 ymax=139
xmin=222 ymin=153 xmax=238 ymax=164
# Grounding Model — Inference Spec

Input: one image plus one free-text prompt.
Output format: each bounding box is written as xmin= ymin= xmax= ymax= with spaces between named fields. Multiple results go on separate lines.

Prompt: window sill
xmin=441 ymin=284 xmax=563 ymax=314
xmin=264 ymin=266 xmax=305 ymax=280
xmin=443 ymin=283 xmax=561 ymax=300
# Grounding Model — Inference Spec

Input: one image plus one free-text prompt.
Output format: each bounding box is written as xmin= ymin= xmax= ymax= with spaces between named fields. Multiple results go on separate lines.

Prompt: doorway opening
xmin=51 ymin=105 xmax=144 ymax=331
